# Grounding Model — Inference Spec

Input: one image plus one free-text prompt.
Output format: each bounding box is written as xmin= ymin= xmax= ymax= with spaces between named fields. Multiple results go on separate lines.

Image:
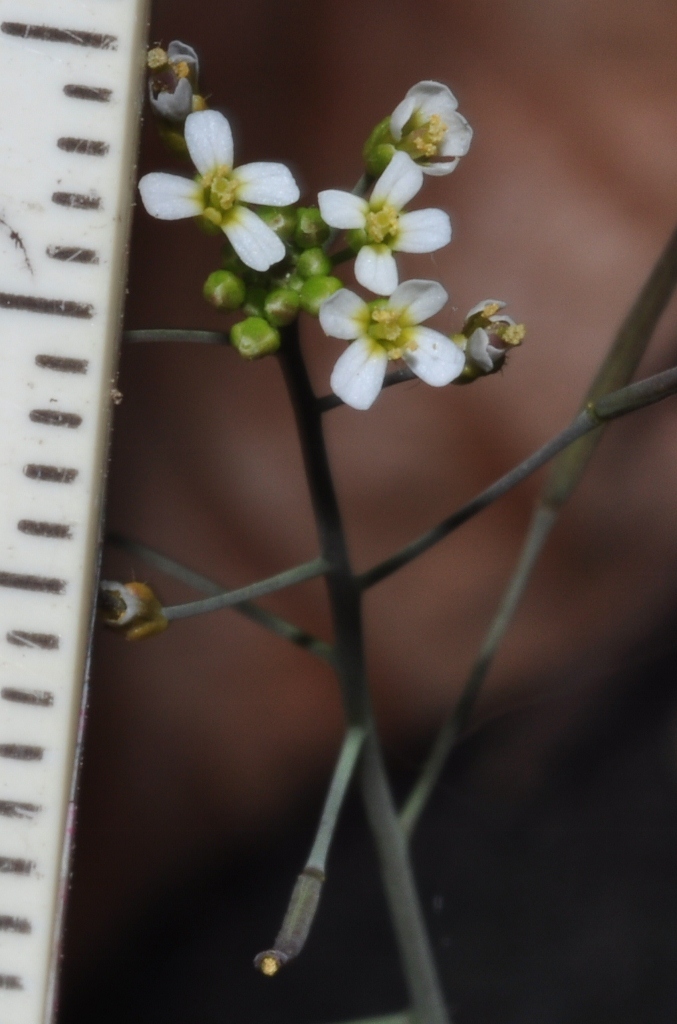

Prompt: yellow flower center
xmin=367 ymin=305 xmax=418 ymax=360
xmin=147 ymin=47 xmax=168 ymax=70
xmin=172 ymin=60 xmax=190 ymax=79
xmin=365 ymin=203 xmax=399 ymax=244
xmin=200 ymin=167 xmax=239 ymax=225
xmin=403 ymin=114 xmax=448 ymax=159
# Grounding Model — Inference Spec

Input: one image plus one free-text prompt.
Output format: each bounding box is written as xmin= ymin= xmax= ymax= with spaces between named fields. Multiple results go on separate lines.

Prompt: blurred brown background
xmin=62 ymin=0 xmax=677 ymax=1010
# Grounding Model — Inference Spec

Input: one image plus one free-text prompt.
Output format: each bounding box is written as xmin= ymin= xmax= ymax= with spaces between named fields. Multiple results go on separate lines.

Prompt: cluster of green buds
xmin=452 ymin=301 xmax=526 ymax=384
xmin=203 ymin=206 xmax=343 ymax=360
xmin=147 ymin=41 xmax=207 ymax=153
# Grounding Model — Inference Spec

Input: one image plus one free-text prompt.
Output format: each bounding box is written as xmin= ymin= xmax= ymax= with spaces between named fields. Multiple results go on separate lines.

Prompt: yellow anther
xmin=202 ymin=206 xmax=223 ymax=227
xmin=172 ymin=59 xmax=190 ymax=79
xmin=365 ymin=204 xmax=399 ymax=244
xmin=259 ymin=956 xmax=281 ymax=977
xmin=482 ymin=302 xmax=502 ymax=318
xmin=426 ymin=114 xmax=447 ymax=144
xmin=370 ymin=307 xmax=402 ymax=344
xmin=147 ymin=47 xmax=168 ymax=70
xmin=501 ymin=323 xmax=526 ymax=346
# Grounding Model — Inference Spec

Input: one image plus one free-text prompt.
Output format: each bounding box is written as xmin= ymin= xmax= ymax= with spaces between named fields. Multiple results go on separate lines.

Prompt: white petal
xmin=223 ymin=206 xmax=285 ymax=272
xmin=409 ymin=81 xmax=459 ymax=122
xmin=394 ymin=209 xmax=451 ymax=253
xmin=319 ymin=289 xmax=367 ymax=340
xmin=466 ymin=299 xmax=507 ymax=319
xmin=370 ymin=151 xmax=423 ymax=211
xmin=439 ymin=111 xmax=473 ymax=158
xmin=403 ymin=327 xmax=465 ymax=386
xmin=389 ymin=95 xmax=417 ymax=141
xmin=138 ymin=172 xmax=202 ymax=219
xmin=150 ymin=77 xmax=193 ymax=123
xmin=330 ymin=338 xmax=388 ymax=410
xmin=167 ymin=40 xmax=199 ymax=74
xmin=318 ymin=190 xmax=368 ymax=229
xmin=389 ymin=279 xmax=448 ymax=324
xmin=184 ymin=109 xmax=233 ymax=174
xmin=467 ymin=328 xmax=494 ymax=372
xmin=420 ymin=159 xmax=459 ymax=176
xmin=233 ymin=162 xmax=300 ymax=206
xmin=355 ymin=245 xmax=398 ymax=296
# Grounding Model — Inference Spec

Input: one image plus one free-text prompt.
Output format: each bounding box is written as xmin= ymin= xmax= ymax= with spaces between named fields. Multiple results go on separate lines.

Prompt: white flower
xmin=390 ymin=81 xmax=473 ymax=176
xmin=319 ymin=280 xmax=464 ymax=410
xmin=462 ymin=300 xmax=525 ymax=374
xmin=148 ymin=41 xmax=200 ymax=123
xmin=318 ymin=151 xmax=451 ymax=296
xmin=138 ymin=110 xmax=300 ymax=272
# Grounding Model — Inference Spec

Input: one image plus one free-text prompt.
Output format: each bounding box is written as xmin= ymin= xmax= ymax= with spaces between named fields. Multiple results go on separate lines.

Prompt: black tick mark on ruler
xmin=24 ymin=465 xmax=78 ymax=484
xmin=46 ymin=246 xmax=98 ymax=265
xmin=63 ymin=84 xmax=112 ymax=102
xmin=0 ymin=572 xmax=65 ymax=595
xmin=35 ymin=354 xmax=89 ymax=374
xmin=0 ymin=916 xmax=31 ymax=934
xmin=0 ymin=745 xmax=43 ymax=762
xmin=1 ymin=23 xmax=117 ymax=50
xmin=1 ymin=687 xmax=54 ymax=706
xmin=6 ymin=631 xmax=59 ymax=650
xmin=0 ymin=857 xmax=35 ymax=875
xmin=30 ymin=409 xmax=82 ymax=429
xmin=18 ymin=520 xmax=72 ymax=539
xmin=0 ymin=293 xmax=93 ymax=319
xmin=57 ymin=137 xmax=109 ymax=157
xmin=52 ymin=191 xmax=101 ymax=211
xmin=0 ymin=800 xmax=40 ymax=820
xmin=0 ymin=975 xmax=23 ymax=990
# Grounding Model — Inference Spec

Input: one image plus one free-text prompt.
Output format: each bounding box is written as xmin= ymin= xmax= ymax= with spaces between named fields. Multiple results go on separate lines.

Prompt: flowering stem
xmin=254 ymin=726 xmax=365 ymax=975
xmin=277 ymin=323 xmax=449 ymax=1024
xmin=398 ymin=223 xmax=677 ymax=838
xmin=162 ymin=556 xmax=328 ymax=620
xmin=106 ymin=533 xmax=334 ymax=662
xmin=317 ymin=367 xmax=417 ymax=413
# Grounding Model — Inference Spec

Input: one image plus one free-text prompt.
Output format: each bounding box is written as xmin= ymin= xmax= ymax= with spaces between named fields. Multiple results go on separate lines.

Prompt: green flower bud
xmin=285 ymin=273 xmax=305 ymax=293
xmin=257 ymin=206 xmax=297 ymax=241
xmin=264 ymin=288 xmax=300 ymax=327
xmin=243 ymin=286 xmax=267 ymax=318
xmin=363 ymin=116 xmax=397 ymax=178
xmin=346 ymin=227 xmax=368 ymax=252
xmin=203 ymin=270 xmax=246 ymax=311
xmin=230 ymin=317 xmax=281 ymax=360
xmin=296 ymin=247 xmax=332 ymax=279
xmin=299 ymin=275 xmax=343 ymax=316
xmin=295 ymin=207 xmax=330 ymax=249
xmin=157 ymin=121 xmax=189 ymax=156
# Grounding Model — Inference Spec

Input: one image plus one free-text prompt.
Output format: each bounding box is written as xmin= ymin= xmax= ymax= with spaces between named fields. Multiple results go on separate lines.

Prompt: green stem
xmin=162 ymin=557 xmax=328 ymax=621
xmin=278 ymin=323 xmax=449 ymax=1024
xmin=254 ymin=726 xmax=365 ymax=975
xmin=331 ymin=247 xmax=356 ymax=267
xmin=106 ymin=533 xmax=333 ymax=662
xmin=306 ymin=725 xmax=366 ymax=872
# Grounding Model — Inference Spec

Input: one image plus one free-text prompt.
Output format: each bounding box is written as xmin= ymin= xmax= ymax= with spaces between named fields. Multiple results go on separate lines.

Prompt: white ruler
xmin=0 ymin=0 xmax=148 ymax=1020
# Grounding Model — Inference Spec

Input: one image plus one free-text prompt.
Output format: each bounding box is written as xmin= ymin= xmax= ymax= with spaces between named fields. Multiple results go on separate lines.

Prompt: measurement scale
xmin=0 ymin=0 xmax=149 ymax=1020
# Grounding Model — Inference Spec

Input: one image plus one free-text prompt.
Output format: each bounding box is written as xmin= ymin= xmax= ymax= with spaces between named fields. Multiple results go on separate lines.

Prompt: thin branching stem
xmin=277 ymin=323 xmax=449 ymax=1024
xmin=400 ymin=223 xmax=677 ymax=838
xmin=106 ymin=533 xmax=334 ymax=662
xmin=307 ymin=725 xmax=366 ymax=872
xmin=317 ymin=367 xmax=417 ymax=413
xmin=162 ymin=557 xmax=328 ymax=621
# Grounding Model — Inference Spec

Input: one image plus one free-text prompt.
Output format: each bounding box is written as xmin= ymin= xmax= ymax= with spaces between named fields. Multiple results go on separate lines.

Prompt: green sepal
xmin=230 ymin=317 xmax=281 ymax=360
xmin=243 ymin=287 xmax=268 ymax=318
xmin=257 ymin=206 xmax=298 ymax=241
xmin=296 ymin=247 xmax=332 ymax=279
xmin=203 ymin=270 xmax=246 ymax=311
xmin=299 ymin=275 xmax=343 ymax=316
xmin=295 ymin=207 xmax=330 ymax=249
xmin=264 ymin=288 xmax=300 ymax=327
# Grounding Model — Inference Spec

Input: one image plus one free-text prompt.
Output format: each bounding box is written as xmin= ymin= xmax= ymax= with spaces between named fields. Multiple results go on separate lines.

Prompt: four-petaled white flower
xmin=318 ymin=151 xmax=451 ymax=297
xmin=319 ymin=280 xmax=465 ymax=410
xmin=463 ymin=300 xmax=525 ymax=374
xmin=390 ymin=81 xmax=473 ymax=176
xmin=138 ymin=109 xmax=300 ymax=272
